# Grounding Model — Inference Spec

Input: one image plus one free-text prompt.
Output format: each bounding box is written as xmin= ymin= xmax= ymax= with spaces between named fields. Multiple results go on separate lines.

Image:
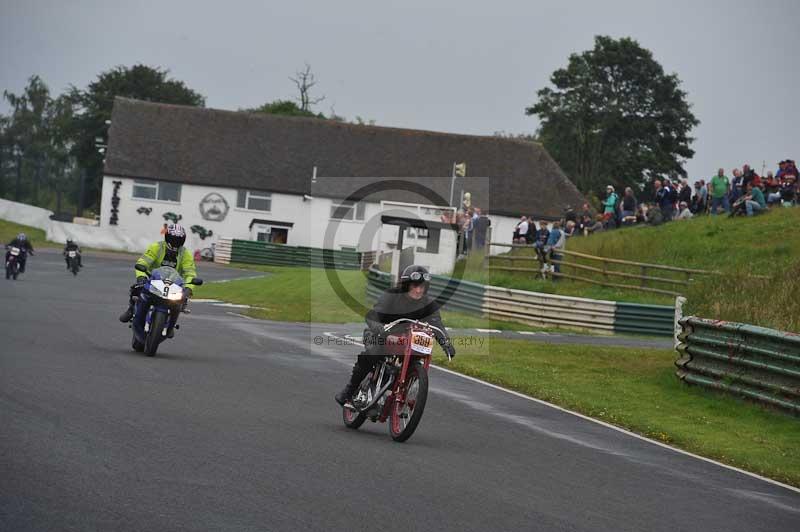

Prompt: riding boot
xmin=335 ymin=357 xmax=372 ymax=405
xmin=119 ymin=304 xmax=134 ymax=323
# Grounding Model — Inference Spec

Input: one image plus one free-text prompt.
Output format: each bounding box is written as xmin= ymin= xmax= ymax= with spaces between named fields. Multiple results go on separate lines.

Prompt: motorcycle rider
xmin=118 ymin=224 xmax=197 ymax=329
xmin=6 ymin=233 xmax=34 ymax=273
xmin=63 ymin=238 xmax=82 ymax=269
xmin=335 ymin=264 xmax=456 ymax=406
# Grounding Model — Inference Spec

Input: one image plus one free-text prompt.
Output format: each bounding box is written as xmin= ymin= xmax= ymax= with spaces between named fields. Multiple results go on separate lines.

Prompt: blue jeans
xmin=745 ymin=201 xmax=764 ymax=216
xmin=710 ymin=196 xmax=730 ymax=214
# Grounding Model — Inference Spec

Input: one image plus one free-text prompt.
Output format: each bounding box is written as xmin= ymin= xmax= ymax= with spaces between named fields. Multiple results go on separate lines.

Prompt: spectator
xmin=741 ymin=164 xmax=761 ymax=190
xmin=678 ymin=178 xmax=692 ymax=205
xmin=621 ymin=187 xmax=637 ymax=218
xmin=525 ymin=216 xmax=536 ymax=244
xmin=743 ymin=182 xmax=766 ymax=216
xmin=654 ymin=180 xmax=675 ymax=221
xmin=636 ymin=203 xmax=649 ymax=224
xmin=544 ymin=221 xmax=566 ymax=276
xmin=676 ymin=201 xmax=693 ymax=220
xmin=563 ymin=220 xmax=576 ymax=237
xmin=691 ymin=180 xmax=708 ymax=213
xmin=578 ymin=214 xmax=591 ymax=236
xmin=709 ymin=168 xmax=731 ymax=215
xmin=514 ymin=216 xmax=528 ymax=244
xmin=588 ymin=214 xmax=605 ymax=234
xmin=580 ymin=202 xmax=592 ymax=221
xmin=533 ymin=221 xmax=550 ymax=263
xmin=648 ymin=204 xmax=664 ymax=226
xmin=602 ymin=185 xmax=619 ymax=228
xmin=731 ymin=169 xmax=744 ymax=202
xmin=473 ymin=208 xmax=491 ymax=249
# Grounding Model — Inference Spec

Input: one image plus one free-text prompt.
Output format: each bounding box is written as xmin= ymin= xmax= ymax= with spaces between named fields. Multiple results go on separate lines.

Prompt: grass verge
xmin=196 ymin=264 xmax=554 ymax=331
xmin=432 ymin=338 xmax=800 ymax=487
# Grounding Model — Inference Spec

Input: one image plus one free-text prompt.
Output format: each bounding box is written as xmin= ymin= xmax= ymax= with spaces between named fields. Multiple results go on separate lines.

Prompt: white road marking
xmin=476 ymin=328 xmax=502 ymax=333
xmin=225 ymin=311 xmax=257 ymax=321
xmin=318 ymin=331 xmax=800 ymax=495
xmin=192 ymin=298 xmax=222 ymax=303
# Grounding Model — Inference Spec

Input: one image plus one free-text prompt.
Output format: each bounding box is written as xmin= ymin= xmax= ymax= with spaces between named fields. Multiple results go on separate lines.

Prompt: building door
xmin=253 ymin=224 xmax=289 ymax=244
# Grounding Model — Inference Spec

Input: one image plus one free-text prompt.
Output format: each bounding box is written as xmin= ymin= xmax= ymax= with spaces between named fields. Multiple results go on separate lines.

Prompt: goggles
xmin=406 ymin=271 xmax=431 ymax=282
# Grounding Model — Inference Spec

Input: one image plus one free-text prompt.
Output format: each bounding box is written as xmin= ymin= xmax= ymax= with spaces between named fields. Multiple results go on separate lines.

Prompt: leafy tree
xmin=526 ymin=36 xmax=699 ymax=197
xmin=247 ymin=99 xmax=325 ymax=118
xmin=69 ymin=64 xmax=205 ymax=210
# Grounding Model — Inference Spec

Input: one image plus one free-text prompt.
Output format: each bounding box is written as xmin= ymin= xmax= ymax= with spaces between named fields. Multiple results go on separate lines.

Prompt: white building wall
xmin=98 ymin=177 xmax=463 ymax=273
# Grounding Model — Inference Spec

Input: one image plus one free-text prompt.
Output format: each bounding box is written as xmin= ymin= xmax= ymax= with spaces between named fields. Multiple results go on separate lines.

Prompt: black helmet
xmin=399 ymin=264 xmax=431 ymax=293
xmin=165 ymin=223 xmax=186 ymax=251
xmin=66 ymin=238 xmax=74 ymax=245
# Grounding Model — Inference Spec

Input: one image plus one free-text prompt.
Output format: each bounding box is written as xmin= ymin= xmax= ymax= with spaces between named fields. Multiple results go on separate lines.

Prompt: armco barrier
xmin=675 ymin=317 xmax=800 ymax=413
xmin=214 ymin=237 xmax=363 ymax=269
xmin=366 ymin=267 xmax=673 ymax=336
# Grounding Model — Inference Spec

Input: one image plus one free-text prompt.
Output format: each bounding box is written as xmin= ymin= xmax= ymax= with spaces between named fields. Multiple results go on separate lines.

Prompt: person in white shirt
xmin=676 ymin=201 xmax=694 ymax=220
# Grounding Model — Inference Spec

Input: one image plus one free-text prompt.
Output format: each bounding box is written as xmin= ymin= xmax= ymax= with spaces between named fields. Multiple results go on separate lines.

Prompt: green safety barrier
xmin=231 ymin=239 xmax=362 ymax=269
xmin=614 ymin=302 xmax=675 ymax=336
xmin=675 ymin=317 xmax=800 ymax=413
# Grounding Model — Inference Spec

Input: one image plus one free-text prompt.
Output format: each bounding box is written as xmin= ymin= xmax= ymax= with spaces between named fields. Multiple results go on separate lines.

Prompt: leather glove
xmin=443 ymin=343 xmax=456 ymax=360
xmin=134 ymin=276 xmax=147 ymax=288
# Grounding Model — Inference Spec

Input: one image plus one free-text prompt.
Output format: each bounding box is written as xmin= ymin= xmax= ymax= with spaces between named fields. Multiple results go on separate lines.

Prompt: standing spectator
xmin=621 ymin=187 xmax=637 ymax=225
xmin=730 ymin=169 xmax=744 ymax=203
xmin=743 ymin=182 xmax=766 ymax=216
xmin=473 ymin=208 xmax=491 ymax=249
xmin=691 ymin=180 xmax=707 ymax=213
xmin=602 ymin=185 xmax=619 ymax=228
xmin=709 ymin=169 xmax=731 ymax=215
xmin=741 ymin=164 xmax=761 ymax=190
xmin=533 ymin=220 xmax=550 ymax=262
xmin=676 ymin=201 xmax=693 ymax=220
xmin=545 ymin=221 xmax=566 ymax=276
xmin=678 ymin=178 xmax=692 ymax=206
xmin=654 ymin=180 xmax=675 ymax=221
xmin=514 ymin=216 xmax=528 ymax=244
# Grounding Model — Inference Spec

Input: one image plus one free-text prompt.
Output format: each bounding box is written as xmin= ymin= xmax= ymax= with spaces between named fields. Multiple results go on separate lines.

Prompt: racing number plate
xmin=411 ymin=331 xmax=433 ymax=355
xmin=9 ymin=247 xmax=20 ymax=256
xmin=68 ymin=251 xmax=77 ymax=257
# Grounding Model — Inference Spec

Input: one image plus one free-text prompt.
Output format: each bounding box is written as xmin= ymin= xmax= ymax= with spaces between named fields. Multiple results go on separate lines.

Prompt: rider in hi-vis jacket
xmin=119 ymin=224 xmax=197 ymax=323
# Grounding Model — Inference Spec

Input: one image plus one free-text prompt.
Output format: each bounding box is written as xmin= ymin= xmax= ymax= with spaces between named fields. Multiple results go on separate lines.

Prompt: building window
xmin=237 ymin=190 xmax=272 ymax=211
xmin=132 ymin=180 xmax=181 ymax=202
xmin=330 ymin=201 xmax=365 ymax=221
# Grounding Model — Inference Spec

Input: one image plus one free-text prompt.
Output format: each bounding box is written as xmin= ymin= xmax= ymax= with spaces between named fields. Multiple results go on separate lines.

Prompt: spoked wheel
xmin=389 ymin=363 xmax=428 ymax=442
xmin=342 ymin=404 xmax=367 ymax=430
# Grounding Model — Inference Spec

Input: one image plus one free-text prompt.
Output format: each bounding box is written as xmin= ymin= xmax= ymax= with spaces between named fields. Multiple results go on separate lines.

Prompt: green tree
xmin=69 ymin=64 xmax=205 ymax=210
xmin=526 ymin=36 xmax=699 ymax=197
xmin=247 ymin=99 xmax=325 ymax=118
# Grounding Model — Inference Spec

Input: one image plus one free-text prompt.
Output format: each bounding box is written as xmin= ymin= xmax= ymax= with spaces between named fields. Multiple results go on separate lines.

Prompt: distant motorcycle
xmin=5 ymin=246 xmax=23 ymax=280
xmin=342 ymin=318 xmax=449 ymax=442
xmin=129 ymin=264 xmax=203 ymax=356
xmin=66 ymin=250 xmax=80 ymax=276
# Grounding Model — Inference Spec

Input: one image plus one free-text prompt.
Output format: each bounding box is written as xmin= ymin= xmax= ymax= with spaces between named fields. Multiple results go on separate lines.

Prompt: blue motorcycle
xmin=131 ymin=264 xmax=203 ymax=356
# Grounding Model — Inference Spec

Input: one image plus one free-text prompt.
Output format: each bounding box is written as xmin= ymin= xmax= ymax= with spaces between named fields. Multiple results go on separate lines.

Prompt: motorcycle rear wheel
xmin=144 ymin=311 xmax=167 ymax=356
xmin=389 ymin=363 xmax=428 ymax=442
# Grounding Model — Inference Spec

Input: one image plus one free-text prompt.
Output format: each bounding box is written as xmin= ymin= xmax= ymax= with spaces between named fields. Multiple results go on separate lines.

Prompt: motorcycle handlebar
xmin=382 ymin=318 xmax=446 ymax=338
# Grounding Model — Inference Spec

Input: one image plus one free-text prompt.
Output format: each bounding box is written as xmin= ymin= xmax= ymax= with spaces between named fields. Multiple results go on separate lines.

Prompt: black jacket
xmin=7 ymin=238 xmax=33 ymax=253
xmin=366 ymin=287 xmax=450 ymax=347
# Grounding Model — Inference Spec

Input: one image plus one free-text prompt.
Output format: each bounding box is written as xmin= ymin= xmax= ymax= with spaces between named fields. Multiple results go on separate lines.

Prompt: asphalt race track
xmin=1 ymin=249 xmax=799 ymax=531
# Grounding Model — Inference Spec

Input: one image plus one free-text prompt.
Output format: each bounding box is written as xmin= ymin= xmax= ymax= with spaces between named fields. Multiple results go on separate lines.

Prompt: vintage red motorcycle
xmin=342 ymin=318 xmax=449 ymax=442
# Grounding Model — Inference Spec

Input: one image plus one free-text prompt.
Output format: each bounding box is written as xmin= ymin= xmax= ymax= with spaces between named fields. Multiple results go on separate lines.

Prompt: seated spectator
xmin=676 ymin=201 xmax=693 ymax=220
xmin=533 ymin=221 xmax=550 ymax=261
xmin=578 ymin=214 xmax=591 ymax=236
xmin=588 ymin=214 xmax=605 ymax=234
xmin=648 ymin=204 xmax=664 ymax=226
xmin=542 ymin=221 xmax=566 ymax=276
xmin=563 ymin=220 xmax=576 ymax=237
xmin=525 ymin=216 xmax=536 ymax=244
xmin=636 ymin=203 xmax=649 ymax=224
xmin=738 ymin=182 xmax=766 ymax=217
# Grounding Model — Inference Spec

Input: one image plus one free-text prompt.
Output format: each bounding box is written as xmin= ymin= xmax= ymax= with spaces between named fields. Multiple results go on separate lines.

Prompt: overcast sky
xmin=1 ymin=0 xmax=797 ymax=181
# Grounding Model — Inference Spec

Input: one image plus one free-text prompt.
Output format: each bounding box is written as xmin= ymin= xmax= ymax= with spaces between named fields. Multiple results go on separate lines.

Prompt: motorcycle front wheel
xmin=342 ymin=405 xmax=366 ymax=430
xmin=389 ymin=362 xmax=428 ymax=442
xmin=144 ymin=311 xmax=167 ymax=356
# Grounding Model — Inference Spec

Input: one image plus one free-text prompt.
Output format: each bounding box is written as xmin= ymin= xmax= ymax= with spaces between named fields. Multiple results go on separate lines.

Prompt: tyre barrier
xmin=675 ymin=317 xmax=800 ymax=413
